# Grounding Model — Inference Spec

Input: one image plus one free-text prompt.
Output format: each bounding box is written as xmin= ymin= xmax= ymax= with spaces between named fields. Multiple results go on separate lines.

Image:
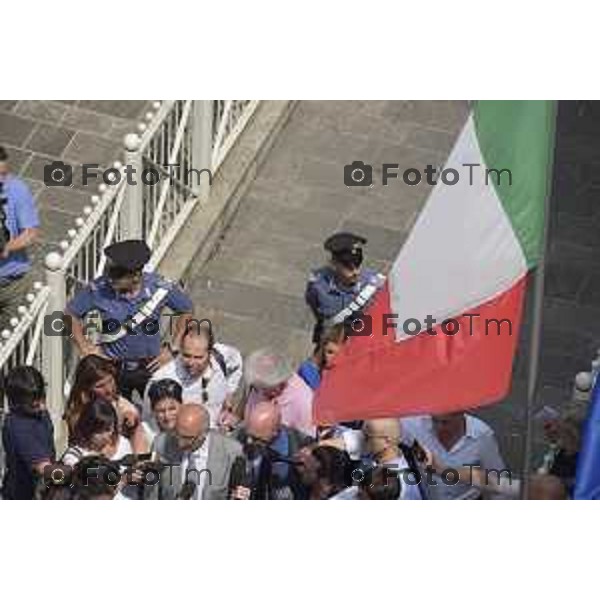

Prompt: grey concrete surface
xmin=0 ymin=100 xmax=151 ymax=282
xmin=186 ymin=100 xmax=599 ymax=473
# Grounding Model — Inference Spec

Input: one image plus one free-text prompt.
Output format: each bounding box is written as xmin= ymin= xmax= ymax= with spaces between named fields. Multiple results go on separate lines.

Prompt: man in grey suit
xmin=147 ymin=403 xmax=245 ymax=500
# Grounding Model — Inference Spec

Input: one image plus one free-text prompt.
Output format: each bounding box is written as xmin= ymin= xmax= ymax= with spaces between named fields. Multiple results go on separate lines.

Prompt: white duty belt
xmin=95 ymin=286 xmax=170 ymax=344
xmin=323 ymin=280 xmax=382 ymax=328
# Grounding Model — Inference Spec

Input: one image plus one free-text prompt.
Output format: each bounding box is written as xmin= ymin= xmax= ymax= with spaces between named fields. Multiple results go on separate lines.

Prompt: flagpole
xmin=520 ymin=101 xmax=558 ymax=499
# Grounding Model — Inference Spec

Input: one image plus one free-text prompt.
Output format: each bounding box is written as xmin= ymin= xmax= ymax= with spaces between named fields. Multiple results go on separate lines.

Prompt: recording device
xmin=113 ymin=453 xmax=154 ymax=468
xmin=0 ymin=181 xmax=12 ymax=254
xmin=228 ymin=455 xmax=252 ymax=499
xmin=239 ymin=438 xmax=302 ymax=499
xmin=177 ymin=481 xmax=197 ymax=500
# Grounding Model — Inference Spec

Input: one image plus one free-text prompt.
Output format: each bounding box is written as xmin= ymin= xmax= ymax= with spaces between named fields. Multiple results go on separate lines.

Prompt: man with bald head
xmin=148 ymin=403 xmax=245 ymax=499
xmin=238 ymin=401 xmax=313 ymax=499
xmin=362 ymin=418 xmax=425 ymax=500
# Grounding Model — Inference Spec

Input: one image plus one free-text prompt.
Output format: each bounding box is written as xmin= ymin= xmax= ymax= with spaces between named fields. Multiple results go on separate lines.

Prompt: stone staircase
xmin=0 ymin=100 xmax=151 ymax=282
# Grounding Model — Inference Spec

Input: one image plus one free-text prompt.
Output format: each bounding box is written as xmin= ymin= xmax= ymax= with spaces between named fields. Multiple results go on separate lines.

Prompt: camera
xmin=43 ymin=311 xmax=73 ymax=337
xmin=345 ymin=313 xmax=373 ymax=337
xmin=344 ymin=161 xmax=373 ymax=187
xmin=43 ymin=160 xmax=73 ymax=187
xmin=0 ymin=181 xmax=12 ymax=254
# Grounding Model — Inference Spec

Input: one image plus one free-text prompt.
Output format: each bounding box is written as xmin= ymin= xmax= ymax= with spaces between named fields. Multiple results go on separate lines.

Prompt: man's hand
xmin=147 ymin=346 xmax=173 ymax=372
xmin=218 ymin=401 xmax=241 ymax=433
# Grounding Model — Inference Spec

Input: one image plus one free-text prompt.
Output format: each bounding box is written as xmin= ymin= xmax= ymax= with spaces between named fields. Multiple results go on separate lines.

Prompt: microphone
xmin=229 ymin=456 xmax=251 ymax=489
xmin=177 ymin=481 xmax=197 ymax=500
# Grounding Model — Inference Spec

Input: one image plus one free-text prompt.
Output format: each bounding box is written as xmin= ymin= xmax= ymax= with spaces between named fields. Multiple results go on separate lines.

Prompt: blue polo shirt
xmin=2 ymin=411 xmax=55 ymax=500
xmin=305 ymin=266 xmax=384 ymax=320
xmin=0 ymin=175 xmax=40 ymax=281
xmin=297 ymin=359 xmax=321 ymax=390
xmin=66 ymin=271 xmax=193 ymax=359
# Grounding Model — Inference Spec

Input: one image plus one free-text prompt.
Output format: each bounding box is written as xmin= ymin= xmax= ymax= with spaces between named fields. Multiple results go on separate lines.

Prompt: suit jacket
xmin=148 ymin=430 xmax=244 ymax=500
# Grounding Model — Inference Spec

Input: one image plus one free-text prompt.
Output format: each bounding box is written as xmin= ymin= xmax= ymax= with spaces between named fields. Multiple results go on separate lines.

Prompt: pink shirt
xmin=245 ymin=374 xmax=315 ymax=437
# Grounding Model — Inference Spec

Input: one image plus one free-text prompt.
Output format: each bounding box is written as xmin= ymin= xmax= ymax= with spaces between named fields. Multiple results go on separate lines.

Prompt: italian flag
xmin=315 ymin=101 xmax=556 ymax=423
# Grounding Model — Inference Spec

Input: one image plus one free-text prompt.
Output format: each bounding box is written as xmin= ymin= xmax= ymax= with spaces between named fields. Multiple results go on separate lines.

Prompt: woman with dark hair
xmin=1 ymin=366 xmax=55 ymax=499
xmin=64 ymin=355 xmax=146 ymax=453
xmin=142 ymin=378 xmax=183 ymax=445
xmin=297 ymin=324 xmax=345 ymax=390
xmin=61 ymin=399 xmax=132 ymax=466
xmin=295 ymin=445 xmax=352 ymax=499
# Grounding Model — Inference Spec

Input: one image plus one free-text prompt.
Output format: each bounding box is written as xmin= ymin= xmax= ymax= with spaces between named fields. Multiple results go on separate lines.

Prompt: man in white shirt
xmin=143 ymin=329 xmax=230 ymax=427
xmin=362 ymin=418 xmax=425 ymax=500
xmin=400 ymin=412 xmax=508 ymax=500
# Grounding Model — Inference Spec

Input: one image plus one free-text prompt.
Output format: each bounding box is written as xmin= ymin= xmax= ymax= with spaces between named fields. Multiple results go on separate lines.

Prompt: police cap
xmin=104 ymin=240 xmax=151 ymax=274
xmin=324 ymin=232 xmax=367 ymax=268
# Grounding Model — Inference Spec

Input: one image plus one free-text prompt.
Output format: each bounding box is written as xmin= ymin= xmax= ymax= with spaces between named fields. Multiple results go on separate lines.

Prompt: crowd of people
xmin=0 ymin=144 xmax=581 ymax=499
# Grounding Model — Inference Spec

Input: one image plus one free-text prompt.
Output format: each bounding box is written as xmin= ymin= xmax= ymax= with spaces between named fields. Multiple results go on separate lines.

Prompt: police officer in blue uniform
xmin=305 ymin=232 xmax=385 ymax=344
xmin=65 ymin=240 xmax=193 ymax=404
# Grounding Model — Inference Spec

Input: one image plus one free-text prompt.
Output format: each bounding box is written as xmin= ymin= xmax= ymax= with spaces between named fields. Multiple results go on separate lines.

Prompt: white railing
xmin=0 ymin=100 xmax=260 ymax=444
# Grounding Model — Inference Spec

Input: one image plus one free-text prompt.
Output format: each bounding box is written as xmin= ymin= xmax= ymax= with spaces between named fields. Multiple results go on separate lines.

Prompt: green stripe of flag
xmin=474 ymin=100 xmax=556 ymax=268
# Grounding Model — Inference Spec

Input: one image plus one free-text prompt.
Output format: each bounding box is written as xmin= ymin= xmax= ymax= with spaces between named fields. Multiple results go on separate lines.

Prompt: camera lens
xmin=51 ymin=168 xmax=65 ymax=183
xmin=351 ymin=168 xmax=365 ymax=183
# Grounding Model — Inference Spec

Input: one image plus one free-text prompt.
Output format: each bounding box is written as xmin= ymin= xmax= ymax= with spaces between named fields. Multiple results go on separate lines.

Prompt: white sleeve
xmin=61 ymin=447 xmax=84 ymax=467
xmin=478 ymin=430 xmax=506 ymax=472
xmin=215 ymin=343 xmax=243 ymax=394
xmin=341 ymin=429 xmax=365 ymax=460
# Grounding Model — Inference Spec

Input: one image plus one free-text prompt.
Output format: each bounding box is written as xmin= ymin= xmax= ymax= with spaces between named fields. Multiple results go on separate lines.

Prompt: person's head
xmin=108 ymin=266 xmax=143 ymax=294
xmin=358 ymin=466 xmax=401 ymax=500
xmin=432 ymin=412 xmax=465 ymax=438
xmin=295 ymin=445 xmax=321 ymax=488
xmin=3 ymin=366 xmax=46 ymax=416
xmin=245 ymin=401 xmax=282 ymax=446
xmin=331 ymin=259 xmax=361 ymax=287
xmin=324 ymin=232 xmax=366 ymax=287
xmin=315 ymin=324 xmax=345 ymax=370
xmin=72 ymin=455 xmax=120 ymax=500
xmin=180 ymin=330 xmax=212 ymax=379
xmin=148 ymin=378 xmax=183 ymax=432
xmin=245 ymin=349 xmax=293 ymax=400
xmin=104 ymin=240 xmax=150 ymax=294
xmin=545 ymin=403 xmax=588 ymax=455
xmin=363 ymin=419 xmax=401 ymax=461
xmin=72 ymin=399 xmax=118 ymax=452
xmin=70 ymin=355 xmax=119 ymax=404
xmin=526 ymin=474 xmax=567 ymax=500
xmin=0 ymin=146 xmax=9 ymax=177
xmin=175 ymin=404 xmax=210 ymax=453
xmin=311 ymin=445 xmax=351 ymax=496
xmin=66 ymin=355 xmax=119 ymax=438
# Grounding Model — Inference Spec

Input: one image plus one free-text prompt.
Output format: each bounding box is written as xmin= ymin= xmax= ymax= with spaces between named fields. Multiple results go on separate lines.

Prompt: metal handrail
xmin=147 ymin=100 xmax=194 ymax=246
xmin=0 ymin=100 xmax=260 ymax=443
